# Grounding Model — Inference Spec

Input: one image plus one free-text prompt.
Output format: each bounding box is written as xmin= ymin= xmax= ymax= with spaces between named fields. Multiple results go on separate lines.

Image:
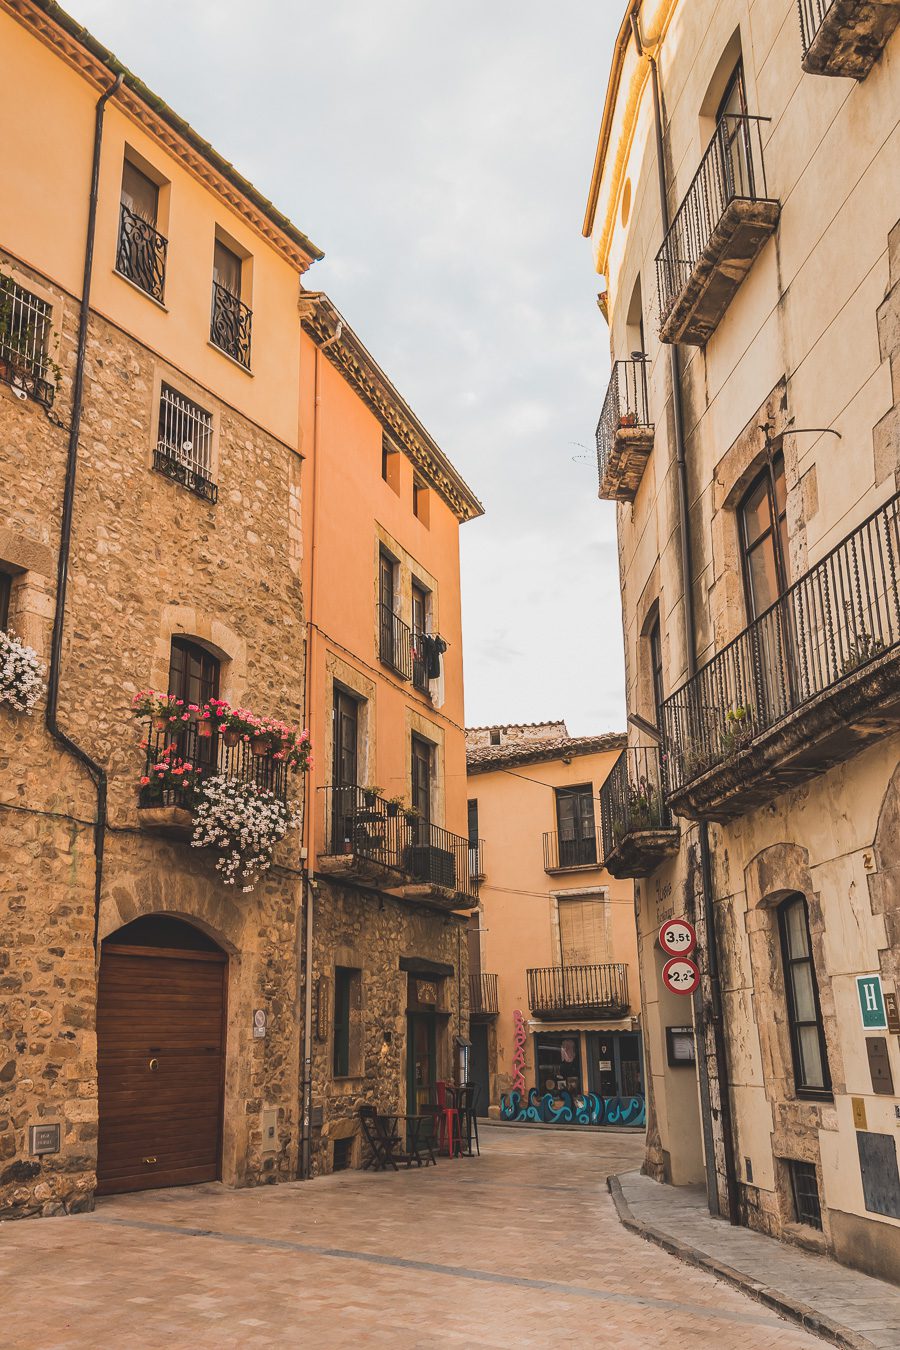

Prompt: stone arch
xmin=869 ymin=758 xmax=900 ymax=988
xmin=150 ymin=605 xmax=248 ymax=705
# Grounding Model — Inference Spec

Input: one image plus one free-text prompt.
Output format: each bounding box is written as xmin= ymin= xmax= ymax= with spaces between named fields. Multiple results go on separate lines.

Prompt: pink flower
xmin=140 ymin=776 xmax=150 ymax=786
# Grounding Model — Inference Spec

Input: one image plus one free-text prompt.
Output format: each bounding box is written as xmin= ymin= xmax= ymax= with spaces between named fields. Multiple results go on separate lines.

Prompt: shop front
xmin=501 ymin=1023 xmax=645 ymax=1127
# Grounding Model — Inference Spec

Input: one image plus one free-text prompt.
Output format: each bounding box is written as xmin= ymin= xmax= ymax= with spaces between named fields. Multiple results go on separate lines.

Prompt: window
xmin=536 ymin=1035 xmax=582 ymax=1096
xmin=0 ymin=572 xmax=11 ymax=630
xmin=558 ymin=896 xmax=608 ymax=965
xmin=333 ymin=966 xmax=357 ymax=1077
xmin=739 ymin=452 xmax=788 ymax=622
xmin=155 ymin=384 xmax=216 ymax=503
xmin=116 ymin=159 xmax=167 ymax=302
xmin=381 ymin=433 xmax=401 ymax=494
xmin=778 ymin=895 xmax=831 ymax=1097
xmin=411 ymin=735 xmax=433 ymax=834
xmin=625 ymin=274 xmax=645 ymax=357
xmin=715 ymin=61 xmax=756 ymax=208
xmin=413 ymin=478 xmax=430 ymax=526
xmin=648 ymin=614 xmax=664 ymax=726
xmin=168 ymin=637 xmax=220 ymax=767
xmin=378 ymin=551 xmax=398 ymax=669
xmin=332 ymin=1137 xmax=354 ymax=1171
xmin=555 ymin=786 xmax=597 ymax=868
xmin=0 ymin=274 xmax=54 ymax=407
xmin=467 ymin=799 xmax=479 ymax=848
xmin=211 ymin=239 xmax=251 ymax=368
xmin=489 ymin=728 xmax=501 ymax=746
xmin=788 ymin=1159 xmax=823 ymax=1230
xmin=330 ymin=688 xmax=360 ymax=851
xmin=412 ymin=582 xmax=429 ymax=691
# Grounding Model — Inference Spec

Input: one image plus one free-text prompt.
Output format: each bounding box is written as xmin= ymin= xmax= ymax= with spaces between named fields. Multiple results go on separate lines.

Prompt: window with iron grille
xmin=0 ymin=274 xmax=54 ymax=408
xmin=788 ymin=1159 xmax=823 ymax=1229
xmin=117 ymin=160 xmax=167 ymax=303
xmin=155 ymin=384 xmax=217 ymax=503
xmin=332 ymin=1136 xmax=354 ymax=1171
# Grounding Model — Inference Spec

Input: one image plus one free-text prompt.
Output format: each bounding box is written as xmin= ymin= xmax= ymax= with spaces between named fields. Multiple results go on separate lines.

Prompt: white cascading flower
xmin=0 ymin=629 xmax=46 ymax=713
xmin=192 ymin=774 xmax=300 ymax=892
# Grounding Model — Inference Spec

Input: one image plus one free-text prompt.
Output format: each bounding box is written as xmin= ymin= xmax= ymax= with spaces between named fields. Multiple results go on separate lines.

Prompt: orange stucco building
xmin=465 ymin=723 xmax=643 ymax=1127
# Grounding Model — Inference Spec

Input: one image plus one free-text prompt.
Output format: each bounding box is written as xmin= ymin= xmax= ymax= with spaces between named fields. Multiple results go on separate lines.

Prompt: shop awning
xmin=527 ymin=1016 xmax=637 ymax=1035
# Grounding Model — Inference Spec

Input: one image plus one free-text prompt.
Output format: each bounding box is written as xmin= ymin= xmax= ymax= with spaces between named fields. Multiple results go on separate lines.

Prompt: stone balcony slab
xmin=801 ymin=0 xmax=900 ymax=80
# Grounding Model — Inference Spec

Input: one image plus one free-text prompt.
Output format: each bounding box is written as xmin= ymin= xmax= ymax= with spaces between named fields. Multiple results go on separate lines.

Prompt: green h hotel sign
xmin=857 ymin=974 xmax=888 ymax=1030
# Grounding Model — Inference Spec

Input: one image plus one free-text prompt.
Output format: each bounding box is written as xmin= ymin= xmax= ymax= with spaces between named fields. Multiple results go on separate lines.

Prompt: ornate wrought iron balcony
xmin=661 ymin=489 xmax=900 ymax=821
xmin=600 ymin=745 xmax=679 ymax=878
xmin=318 ymin=785 xmax=478 ymax=909
xmin=543 ymin=827 xmax=603 ymax=873
xmin=526 ymin=963 xmax=629 ymax=1019
xmin=210 ymin=281 xmax=252 ymax=368
xmin=138 ymin=723 xmax=287 ymax=835
xmin=116 ymin=203 xmax=167 ymax=304
xmin=0 ymin=274 xmax=54 ymax=408
xmin=469 ymin=972 xmax=499 ymax=1017
xmin=655 ymin=114 xmax=779 ymax=346
xmin=596 ymin=359 xmax=654 ymax=501
xmin=798 ymin=0 xmax=900 ymax=79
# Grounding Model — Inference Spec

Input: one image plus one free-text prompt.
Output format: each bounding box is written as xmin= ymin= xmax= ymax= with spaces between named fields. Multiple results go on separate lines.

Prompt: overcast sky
xmin=74 ymin=0 xmax=622 ymax=735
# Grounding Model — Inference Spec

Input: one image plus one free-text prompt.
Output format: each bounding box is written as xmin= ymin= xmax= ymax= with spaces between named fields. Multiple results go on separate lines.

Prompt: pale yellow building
xmin=465 ymin=723 xmax=642 ymax=1128
xmin=584 ymin=0 xmax=900 ymax=1282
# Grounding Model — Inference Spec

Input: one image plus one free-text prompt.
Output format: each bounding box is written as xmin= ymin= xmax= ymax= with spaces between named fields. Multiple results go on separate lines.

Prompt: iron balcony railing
xmin=600 ymin=745 xmax=673 ymax=856
xmin=412 ymin=634 xmax=428 ymax=692
xmin=320 ymin=784 xmax=479 ymax=901
xmin=139 ymin=723 xmax=288 ymax=810
xmin=469 ymin=972 xmax=499 ymax=1016
xmin=656 ymin=114 xmax=774 ymax=327
xmin=116 ymin=203 xmax=168 ymax=304
xmin=154 ymin=383 xmax=217 ymax=503
xmin=0 ymin=274 xmax=54 ymax=407
xmin=543 ymin=827 xmax=602 ymax=871
xmin=211 ymin=281 xmax=252 ymax=369
xmin=662 ymin=489 xmax=900 ymax=792
xmin=378 ymin=602 xmax=413 ymax=679
xmin=797 ymin=0 xmax=835 ymax=55
xmin=468 ymin=838 xmax=485 ymax=881
xmin=527 ymin=963 xmax=629 ymax=1018
xmin=596 ymin=358 xmax=651 ymax=488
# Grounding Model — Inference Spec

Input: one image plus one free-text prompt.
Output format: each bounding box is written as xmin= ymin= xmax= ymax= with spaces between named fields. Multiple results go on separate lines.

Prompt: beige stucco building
xmin=585 ymin=0 xmax=900 ymax=1282
xmin=465 ymin=723 xmax=643 ymax=1128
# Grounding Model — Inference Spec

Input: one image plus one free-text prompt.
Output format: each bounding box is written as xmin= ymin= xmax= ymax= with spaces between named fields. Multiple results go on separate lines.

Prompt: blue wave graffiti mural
xmin=499 ymin=1088 xmax=645 ymax=1127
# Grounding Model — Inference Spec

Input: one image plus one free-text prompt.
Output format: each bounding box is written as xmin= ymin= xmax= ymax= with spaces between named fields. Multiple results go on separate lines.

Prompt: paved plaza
xmin=0 ymin=1126 xmax=828 ymax=1349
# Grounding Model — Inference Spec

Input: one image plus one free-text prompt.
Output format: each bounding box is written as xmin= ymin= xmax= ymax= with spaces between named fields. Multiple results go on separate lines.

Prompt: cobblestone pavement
xmin=1 ymin=1126 xmax=822 ymax=1349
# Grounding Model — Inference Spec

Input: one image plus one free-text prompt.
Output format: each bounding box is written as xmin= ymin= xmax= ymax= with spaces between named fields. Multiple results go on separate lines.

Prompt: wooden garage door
xmin=97 ymin=944 xmax=226 ymax=1195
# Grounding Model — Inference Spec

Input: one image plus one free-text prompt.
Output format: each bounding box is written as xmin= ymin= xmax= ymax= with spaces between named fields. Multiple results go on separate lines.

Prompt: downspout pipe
xmin=46 ymin=71 xmax=122 ymax=956
xmin=637 ymin=21 xmax=740 ymax=1223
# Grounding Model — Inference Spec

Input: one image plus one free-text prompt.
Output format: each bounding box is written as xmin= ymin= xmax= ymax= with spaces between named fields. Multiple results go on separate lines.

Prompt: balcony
xmin=596 ymin=359 xmax=654 ymax=501
xmin=0 ymin=275 xmax=54 ymax=408
xmin=116 ymin=203 xmax=167 ymax=304
xmin=799 ymin=0 xmax=900 ymax=80
xmin=317 ymin=785 xmax=479 ymax=910
xmin=543 ymin=828 xmax=603 ymax=873
xmin=210 ymin=281 xmax=252 ymax=369
xmin=662 ymin=490 xmax=900 ymax=821
xmin=656 ymin=114 xmax=779 ymax=346
xmin=469 ymin=972 xmax=499 ymax=1018
xmin=527 ymin=964 xmax=629 ymax=1020
xmin=378 ymin=603 xmax=444 ymax=694
xmin=137 ymin=723 xmax=287 ymax=836
xmin=600 ymin=746 xmax=680 ymax=879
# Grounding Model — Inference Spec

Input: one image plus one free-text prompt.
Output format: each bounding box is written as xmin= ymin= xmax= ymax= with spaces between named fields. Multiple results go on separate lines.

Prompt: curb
xmin=606 ymin=1174 xmax=875 ymax=1350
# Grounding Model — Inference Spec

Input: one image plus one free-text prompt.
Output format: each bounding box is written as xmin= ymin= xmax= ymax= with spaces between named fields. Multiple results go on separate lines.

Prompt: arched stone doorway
xmin=96 ymin=915 xmax=227 ymax=1195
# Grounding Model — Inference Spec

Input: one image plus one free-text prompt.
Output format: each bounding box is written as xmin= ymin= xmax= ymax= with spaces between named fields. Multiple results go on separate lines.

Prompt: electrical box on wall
xmin=261 ymin=1107 xmax=278 ymax=1155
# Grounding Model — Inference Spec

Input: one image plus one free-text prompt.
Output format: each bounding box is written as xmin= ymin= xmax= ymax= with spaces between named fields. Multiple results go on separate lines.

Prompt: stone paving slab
xmin=0 ymin=1131 xmax=823 ymax=1349
xmin=611 ymin=1169 xmax=900 ymax=1350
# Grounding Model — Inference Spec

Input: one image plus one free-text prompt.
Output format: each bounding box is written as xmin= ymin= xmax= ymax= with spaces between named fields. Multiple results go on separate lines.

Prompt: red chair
xmin=434 ymin=1080 xmax=461 ymax=1158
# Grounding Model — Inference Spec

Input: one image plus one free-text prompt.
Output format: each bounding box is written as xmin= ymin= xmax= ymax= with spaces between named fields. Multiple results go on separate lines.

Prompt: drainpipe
xmin=46 ymin=71 xmax=123 ymax=956
xmin=634 ymin=15 xmax=739 ymax=1222
xmin=298 ymin=316 xmax=341 ymax=1180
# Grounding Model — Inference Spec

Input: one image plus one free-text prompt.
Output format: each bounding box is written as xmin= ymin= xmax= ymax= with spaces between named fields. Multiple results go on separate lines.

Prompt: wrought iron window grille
xmin=788 ymin=1159 xmax=823 ymax=1229
xmin=210 ymin=281 xmax=252 ymax=369
xmin=0 ymin=274 xmax=54 ymax=408
xmin=154 ymin=384 xmax=217 ymax=504
xmin=116 ymin=202 xmax=168 ymax=304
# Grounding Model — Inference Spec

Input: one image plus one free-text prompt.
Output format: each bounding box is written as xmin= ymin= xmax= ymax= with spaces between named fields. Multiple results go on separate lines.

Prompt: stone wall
xmin=307 ymin=877 xmax=469 ymax=1174
xmin=0 ymin=249 xmax=307 ymax=1217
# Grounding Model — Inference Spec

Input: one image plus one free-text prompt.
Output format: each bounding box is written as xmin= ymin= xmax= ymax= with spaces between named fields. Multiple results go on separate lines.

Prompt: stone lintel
xmin=802 ymin=0 xmax=900 ymax=80
xmin=599 ymin=426 xmax=656 ymax=502
xmin=659 ymin=198 xmax=781 ymax=347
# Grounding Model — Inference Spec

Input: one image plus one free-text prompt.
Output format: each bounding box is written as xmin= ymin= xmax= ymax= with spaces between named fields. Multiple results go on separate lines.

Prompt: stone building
xmin=464 ymin=722 xmax=643 ymax=1128
xmin=0 ymin=0 xmax=480 ymax=1216
xmin=583 ymin=0 xmax=900 ymax=1281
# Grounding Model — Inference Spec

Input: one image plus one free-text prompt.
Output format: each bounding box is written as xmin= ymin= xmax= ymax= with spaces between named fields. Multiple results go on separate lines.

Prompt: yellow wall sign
xmin=852 ymin=1097 xmax=868 ymax=1130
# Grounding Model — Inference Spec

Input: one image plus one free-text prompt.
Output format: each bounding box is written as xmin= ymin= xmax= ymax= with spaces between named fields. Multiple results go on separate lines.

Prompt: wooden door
xmin=331 ymin=688 xmax=359 ymax=850
xmin=96 ymin=944 xmax=226 ymax=1195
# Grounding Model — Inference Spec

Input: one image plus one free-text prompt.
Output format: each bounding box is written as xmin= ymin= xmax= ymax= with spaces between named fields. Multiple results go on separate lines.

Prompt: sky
xmin=73 ymin=0 xmax=623 ymax=735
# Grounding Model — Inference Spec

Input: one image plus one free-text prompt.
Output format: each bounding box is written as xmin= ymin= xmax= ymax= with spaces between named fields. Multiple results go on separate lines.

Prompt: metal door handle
xmin=148 ymin=1058 xmax=159 ymax=1072
xmin=142 ymin=1156 xmax=157 ymax=1165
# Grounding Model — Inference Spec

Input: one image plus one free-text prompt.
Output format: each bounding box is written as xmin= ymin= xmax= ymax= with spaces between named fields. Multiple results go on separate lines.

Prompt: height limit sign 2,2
xmin=659 ymin=918 xmax=700 ymax=997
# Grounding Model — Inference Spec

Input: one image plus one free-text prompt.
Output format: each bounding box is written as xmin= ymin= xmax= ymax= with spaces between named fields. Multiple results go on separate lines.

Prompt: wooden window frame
xmin=778 ymin=894 xmax=832 ymax=1100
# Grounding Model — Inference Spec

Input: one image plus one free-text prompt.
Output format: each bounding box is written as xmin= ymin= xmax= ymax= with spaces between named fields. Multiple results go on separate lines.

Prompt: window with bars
xmin=788 ymin=1159 xmax=823 ymax=1230
xmin=155 ymin=384 xmax=217 ymax=502
xmin=0 ymin=274 xmax=54 ymax=407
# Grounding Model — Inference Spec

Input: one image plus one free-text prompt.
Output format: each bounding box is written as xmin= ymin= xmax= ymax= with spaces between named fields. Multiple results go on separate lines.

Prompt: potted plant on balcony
xmin=195 ymin=697 xmax=227 ymax=739
xmin=627 ymin=776 xmax=660 ymax=830
xmin=618 ymin=410 xmax=637 ymax=429
xmin=191 ymin=775 xmax=300 ymax=892
xmin=131 ymin=689 xmax=185 ymax=733
xmin=721 ymin=703 xmax=754 ymax=757
xmin=384 ymin=795 xmax=403 ymax=818
xmin=138 ymin=744 xmax=204 ymax=806
xmin=363 ymin=784 xmax=382 ymax=808
xmin=841 ymin=628 xmax=885 ymax=676
xmin=0 ymin=628 xmax=45 ymax=713
xmin=219 ymin=705 xmax=252 ymax=748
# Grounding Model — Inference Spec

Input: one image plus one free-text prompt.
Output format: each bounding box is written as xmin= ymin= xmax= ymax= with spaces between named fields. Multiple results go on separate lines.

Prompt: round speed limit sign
xmin=662 ymin=956 xmax=700 ymax=997
xmin=659 ymin=917 xmax=696 ymax=957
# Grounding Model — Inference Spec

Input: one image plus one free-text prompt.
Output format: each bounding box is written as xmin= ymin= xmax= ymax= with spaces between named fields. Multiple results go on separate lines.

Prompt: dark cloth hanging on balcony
xmin=419 ymin=634 xmax=447 ymax=680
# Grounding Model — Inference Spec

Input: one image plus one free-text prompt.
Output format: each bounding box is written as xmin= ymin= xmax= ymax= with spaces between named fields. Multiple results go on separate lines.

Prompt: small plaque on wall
xmin=29 ymin=1123 xmax=60 ymax=1155
xmin=416 ymin=980 xmax=437 ymax=1006
xmin=666 ymin=1025 xmax=696 ymax=1067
